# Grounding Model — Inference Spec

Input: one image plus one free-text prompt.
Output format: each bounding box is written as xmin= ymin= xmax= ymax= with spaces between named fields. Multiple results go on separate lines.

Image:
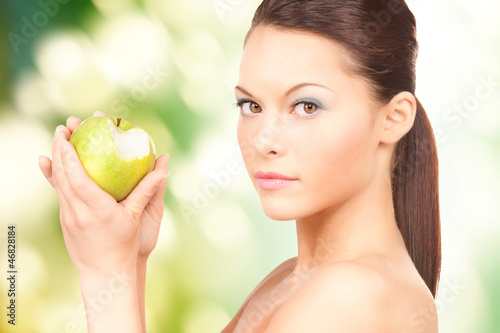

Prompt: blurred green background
xmin=0 ymin=0 xmax=499 ymax=332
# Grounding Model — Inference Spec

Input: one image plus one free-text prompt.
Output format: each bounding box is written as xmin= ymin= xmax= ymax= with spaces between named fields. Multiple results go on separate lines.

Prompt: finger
xmin=49 ymin=126 xmax=83 ymax=227
xmin=51 ymin=135 xmax=89 ymax=229
xmin=54 ymin=124 xmax=72 ymax=141
xmin=57 ymin=191 xmax=75 ymax=227
xmin=145 ymin=155 xmax=170 ymax=220
xmin=52 ymin=130 xmax=78 ymax=201
xmin=38 ymin=155 xmax=54 ymax=187
xmin=66 ymin=116 xmax=82 ymax=133
xmin=51 ymin=125 xmax=75 ymax=192
xmin=93 ymin=111 xmax=106 ymax=117
xmin=59 ymin=140 xmax=115 ymax=208
xmin=122 ymin=157 xmax=170 ymax=219
xmin=145 ymin=178 xmax=168 ymax=221
xmin=154 ymin=153 xmax=169 ymax=173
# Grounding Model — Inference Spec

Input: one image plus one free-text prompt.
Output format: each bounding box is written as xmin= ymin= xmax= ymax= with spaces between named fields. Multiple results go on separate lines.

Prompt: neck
xmin=293 ymin=175 xmax=406 ymax=273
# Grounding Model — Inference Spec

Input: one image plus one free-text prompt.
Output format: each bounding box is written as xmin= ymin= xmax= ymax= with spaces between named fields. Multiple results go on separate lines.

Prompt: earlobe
xmin=380 ymin=91 xmax=417 ymax=144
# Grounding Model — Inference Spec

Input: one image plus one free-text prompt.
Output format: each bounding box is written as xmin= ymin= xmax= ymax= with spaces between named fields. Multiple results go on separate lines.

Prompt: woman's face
xmin=236 ymin=26 xmax=384 ymax=221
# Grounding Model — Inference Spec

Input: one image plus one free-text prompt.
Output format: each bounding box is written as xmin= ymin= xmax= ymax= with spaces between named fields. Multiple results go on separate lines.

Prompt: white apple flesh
xmin=69 ymin=115 xmax=156 ymax=201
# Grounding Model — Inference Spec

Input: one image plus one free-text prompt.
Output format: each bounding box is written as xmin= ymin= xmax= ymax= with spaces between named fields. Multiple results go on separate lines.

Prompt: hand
xmin=39 ymin=112 xmax=170 ymax=277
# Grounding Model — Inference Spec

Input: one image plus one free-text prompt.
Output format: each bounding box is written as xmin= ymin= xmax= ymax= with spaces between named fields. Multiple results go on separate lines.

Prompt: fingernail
xmin=165 ymin=170 xmax=170 ymax=178
xmin=61 ymin=141 xmax=68 ymax=154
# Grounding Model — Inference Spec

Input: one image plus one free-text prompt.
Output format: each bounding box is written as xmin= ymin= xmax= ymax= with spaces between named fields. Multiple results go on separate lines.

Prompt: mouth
xmin=254 ymin=171 xmax=298 ymax=190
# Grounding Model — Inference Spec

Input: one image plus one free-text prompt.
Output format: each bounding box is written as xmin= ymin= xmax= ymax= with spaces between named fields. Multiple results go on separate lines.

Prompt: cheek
xmin=237 ymin=119 xmax=258 ymax=170
xmin=297 ymin=116 xmax=376 ymax=196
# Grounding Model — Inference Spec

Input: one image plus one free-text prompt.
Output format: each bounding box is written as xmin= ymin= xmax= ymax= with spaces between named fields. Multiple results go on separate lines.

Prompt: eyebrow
xmin=234 ymin=82 xmax=334 ymax=98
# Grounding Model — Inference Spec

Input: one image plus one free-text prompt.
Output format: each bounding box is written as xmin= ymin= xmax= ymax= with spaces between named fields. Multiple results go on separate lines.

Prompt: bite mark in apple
xmin=107 ymin=119 xmax=150 ymax=160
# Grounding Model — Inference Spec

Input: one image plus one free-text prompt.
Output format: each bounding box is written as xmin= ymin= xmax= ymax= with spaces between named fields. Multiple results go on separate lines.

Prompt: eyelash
xmin=235 ymin=99 xmax=322 ymax=118
xmin=234 ymin=98 xmax=252 ymax=109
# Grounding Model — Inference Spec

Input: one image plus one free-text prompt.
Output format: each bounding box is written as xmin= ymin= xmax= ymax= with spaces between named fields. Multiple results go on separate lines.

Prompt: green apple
xmin=69 ymin=115 xmax=156 ymax=201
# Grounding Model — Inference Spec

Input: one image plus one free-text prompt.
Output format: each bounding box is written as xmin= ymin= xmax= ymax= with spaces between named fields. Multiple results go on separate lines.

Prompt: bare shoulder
xmin=221 ymin=257 xmax=297 ymax=332
xmin=266 ymin=259 xmax=438 ymax=333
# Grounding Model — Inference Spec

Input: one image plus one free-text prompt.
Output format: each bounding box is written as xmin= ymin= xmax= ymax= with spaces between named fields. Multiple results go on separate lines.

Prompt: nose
xmin=254 ymin=112 xmax=287 ymax=157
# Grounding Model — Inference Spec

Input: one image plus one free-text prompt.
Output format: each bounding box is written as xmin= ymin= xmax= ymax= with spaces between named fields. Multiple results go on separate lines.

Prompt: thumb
xmin=122 ymin=169 xmax=169 ymax=218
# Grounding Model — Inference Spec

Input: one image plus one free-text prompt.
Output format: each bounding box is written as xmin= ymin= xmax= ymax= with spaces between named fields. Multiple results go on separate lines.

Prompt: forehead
xmin=238 ymin=25 xmax=353 ymax=89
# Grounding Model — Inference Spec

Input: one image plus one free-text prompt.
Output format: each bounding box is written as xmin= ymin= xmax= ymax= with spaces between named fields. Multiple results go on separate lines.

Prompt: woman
xmin=39 ymin=0 xmax=441 ymax=332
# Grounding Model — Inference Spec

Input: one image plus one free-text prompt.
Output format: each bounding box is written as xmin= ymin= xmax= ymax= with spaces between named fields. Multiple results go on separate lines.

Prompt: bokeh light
xmin=0 ymin=0 xmax=499 ymax=332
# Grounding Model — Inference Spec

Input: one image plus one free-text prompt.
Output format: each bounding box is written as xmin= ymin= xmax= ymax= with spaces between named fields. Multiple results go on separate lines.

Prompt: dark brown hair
xmin=249 ymin=0 xmax=441 ymax=296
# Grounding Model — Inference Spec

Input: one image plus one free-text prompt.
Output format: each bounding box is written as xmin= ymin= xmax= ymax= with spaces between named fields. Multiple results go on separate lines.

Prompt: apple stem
xmin=117 ymin=118 xmax=122 ymax=127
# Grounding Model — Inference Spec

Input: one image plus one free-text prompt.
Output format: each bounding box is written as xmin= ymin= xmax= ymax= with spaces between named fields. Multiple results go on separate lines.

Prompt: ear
xmin=379 ymin=91 xmax=417 ymax=144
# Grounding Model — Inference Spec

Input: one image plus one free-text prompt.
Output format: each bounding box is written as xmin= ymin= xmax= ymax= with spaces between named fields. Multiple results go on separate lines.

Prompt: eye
xmin=236 ymin=99 xmax=263 ymax=115
xmin=292 ymin=100 xmax=321 ymax=117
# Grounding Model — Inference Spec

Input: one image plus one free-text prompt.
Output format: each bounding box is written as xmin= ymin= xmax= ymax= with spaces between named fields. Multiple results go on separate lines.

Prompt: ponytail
xmin=391 ymin=98 xmax=441 ymax=297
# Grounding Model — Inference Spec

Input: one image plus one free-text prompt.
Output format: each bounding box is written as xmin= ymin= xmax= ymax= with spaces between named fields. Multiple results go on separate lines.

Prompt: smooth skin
xmin=39 ymin=24 xmax=438 ymax=332
xmin=222 ymin=26 xmax=438 ymax=332
xmin=39 ymin=111 xmax=170 ymax=333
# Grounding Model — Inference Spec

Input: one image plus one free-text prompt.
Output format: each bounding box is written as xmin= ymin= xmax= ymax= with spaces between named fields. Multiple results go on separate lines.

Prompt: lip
xmin=254 ymin=171 xmax=298 ymax=190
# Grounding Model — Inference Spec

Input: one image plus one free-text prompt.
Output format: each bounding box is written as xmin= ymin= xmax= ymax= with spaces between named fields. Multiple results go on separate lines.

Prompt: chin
xmin=263 ymin=211 xmax=295 ymax=221
xmin=259 ymin=198 xmax=302 ymax=221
